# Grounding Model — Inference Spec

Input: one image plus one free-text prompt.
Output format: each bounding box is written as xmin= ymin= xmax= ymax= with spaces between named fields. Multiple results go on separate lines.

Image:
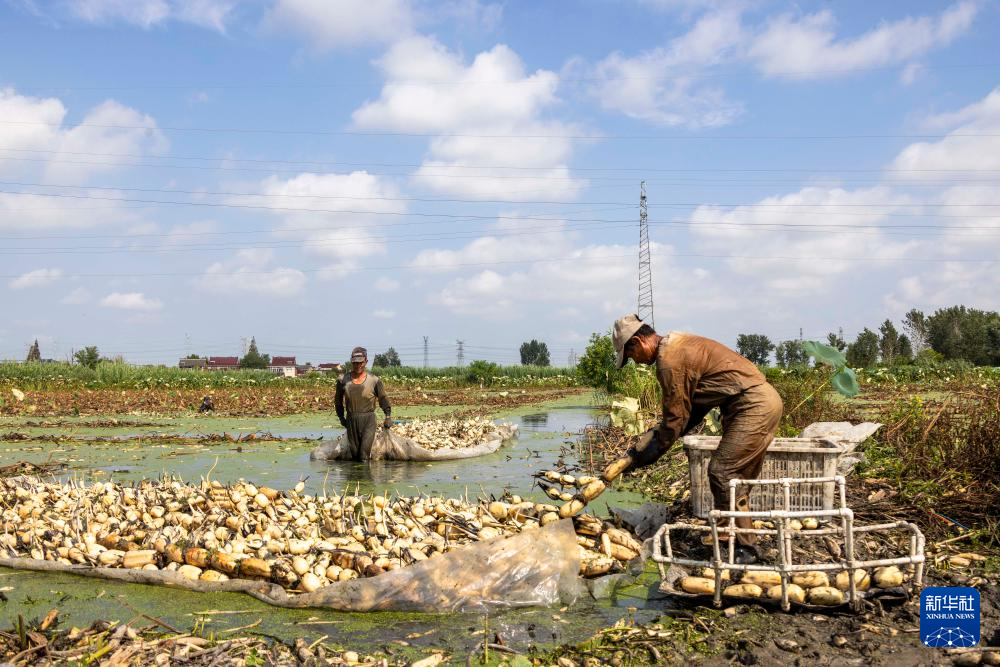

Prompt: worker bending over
xmin=612 ymin=314 xmax=783 ymax=564
xmin=334 ymin=346 xmax=393 ymax=461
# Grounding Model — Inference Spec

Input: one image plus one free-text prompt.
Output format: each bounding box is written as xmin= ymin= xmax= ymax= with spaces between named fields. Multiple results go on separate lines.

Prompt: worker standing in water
xmin=334 ymin=347 xmax=393 ymax=460
xmin=611 ymin=314 xmax=783 ymax=564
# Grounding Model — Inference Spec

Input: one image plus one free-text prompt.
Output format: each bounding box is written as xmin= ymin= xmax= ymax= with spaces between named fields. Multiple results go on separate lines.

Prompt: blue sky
xmin=1 ymin=0 xmax=998 ymax=365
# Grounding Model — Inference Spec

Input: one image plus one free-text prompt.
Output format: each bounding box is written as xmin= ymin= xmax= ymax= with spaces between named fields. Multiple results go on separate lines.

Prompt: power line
xmin=11 ymin=61 xmax=999 ymax=91
xmin=5 ymin=146 xmax=1000 ymax=174
xmin=1 ymin=119 xmax=997 ymax=140
xmin=1 ymin=250 xmax=996 ymax=283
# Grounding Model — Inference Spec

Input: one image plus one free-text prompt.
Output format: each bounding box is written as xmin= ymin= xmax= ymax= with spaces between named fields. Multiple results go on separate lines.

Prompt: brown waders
xmin=708 ymin=382 xmax=784 ymax=546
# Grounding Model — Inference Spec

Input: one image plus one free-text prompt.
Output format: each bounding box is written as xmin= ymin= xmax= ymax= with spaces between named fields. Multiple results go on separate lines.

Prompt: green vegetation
xmin=518 ymin=339 xmax=550 ymax=366
xmin=0 ymin=360 xmax=578 ymax=390
xmin=372 ymin=347 xmax=401 ymax=367
xmin=239 ymin=337 xmax=270 ymax=369
xmin=735 ymin=333 xmax=774 ymax=365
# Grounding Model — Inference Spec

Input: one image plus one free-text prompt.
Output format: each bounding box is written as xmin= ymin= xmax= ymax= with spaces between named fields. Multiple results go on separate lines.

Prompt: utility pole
xmin=456 ymin=340 xmax=464 ymax=367
xmin=637 ymin=180 xmax=655 ymax=327
xmin=423 ymin=336 xmax=429 ymax=368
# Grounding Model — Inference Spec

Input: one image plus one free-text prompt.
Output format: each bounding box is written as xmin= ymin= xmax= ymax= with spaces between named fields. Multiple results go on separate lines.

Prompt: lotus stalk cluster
xmin=0 ymin=475 xmax=642 ymax=593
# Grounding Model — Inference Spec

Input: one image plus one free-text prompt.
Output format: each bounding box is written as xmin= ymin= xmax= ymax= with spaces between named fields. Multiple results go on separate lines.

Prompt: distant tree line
xmin=736 ymin=305 xmax=1000 ymax=368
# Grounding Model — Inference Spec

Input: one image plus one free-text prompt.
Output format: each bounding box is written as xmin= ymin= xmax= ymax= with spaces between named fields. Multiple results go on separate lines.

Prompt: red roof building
xmin=270 ymin=356 xmax=296 ymax=366
xmin=207 ymin=356 xmax=239 ymax=368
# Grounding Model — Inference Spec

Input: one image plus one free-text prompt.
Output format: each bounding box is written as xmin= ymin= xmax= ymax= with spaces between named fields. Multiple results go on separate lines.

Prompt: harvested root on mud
xmin=0 ymin=476 xmax=642 ymax=592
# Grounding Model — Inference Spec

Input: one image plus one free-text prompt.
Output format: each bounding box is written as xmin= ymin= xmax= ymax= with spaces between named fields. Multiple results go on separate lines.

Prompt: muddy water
xmin=0 ymin=397 xmax=670 ymax=656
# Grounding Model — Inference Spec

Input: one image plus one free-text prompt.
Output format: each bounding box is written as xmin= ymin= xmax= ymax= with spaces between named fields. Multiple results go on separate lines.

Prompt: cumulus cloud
xmin=100 ymin=292 xmax=164 ymax=311
xmin=60 ymin=287 xmax=92 ymax=304
xmin=63 ymin=0 xmax=237 ymax=31
xmin=749 ymin=2 xmax=977 ymax=79
xmin=263 ymin=0 xmax=415 ymax=51
xmin=8 ymin=268 xmax=62 ymax=289
xmin=199 ymin=249 xmax=308 ymax=297
xmin=585 ymin=9 xmax=746 ymax=127
xmin=354 ymin=36 xmax=585 ymax=199
xmin=0 ymin=88 xmax=165 ymax=229
xmin=892 ymin=88 xmax=1000 ymax=175
xmin=235 ymin=171 xmax=406 ymax=277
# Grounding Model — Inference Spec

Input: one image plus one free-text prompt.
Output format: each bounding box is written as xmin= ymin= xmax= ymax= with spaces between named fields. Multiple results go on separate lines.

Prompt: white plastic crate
xmin=683 ymin=435 xmax=845 ymax=518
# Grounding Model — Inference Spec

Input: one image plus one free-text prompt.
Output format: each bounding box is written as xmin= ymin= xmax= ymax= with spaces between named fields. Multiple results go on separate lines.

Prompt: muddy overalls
xmin=639 ymin=333 xmax=784 ymax=546
xmin=334 ymin=373 xmax=392 ymax=461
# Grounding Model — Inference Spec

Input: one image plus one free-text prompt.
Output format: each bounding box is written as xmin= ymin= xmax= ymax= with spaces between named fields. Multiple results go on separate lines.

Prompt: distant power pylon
xmin=568 ymin=349 xmax=578 ymax=367
xmin=423 ymin=336 xmax=429 ymax=368
xmin=456 ymin=340 xmax=464 ymax=366
xmin=637 ymin=181 xmax=655 ymax=327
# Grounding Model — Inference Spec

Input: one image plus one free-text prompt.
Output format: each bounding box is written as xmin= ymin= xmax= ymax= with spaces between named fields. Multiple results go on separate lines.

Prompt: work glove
xmin=383 ymin=417 xmax=393 ymax=429
xmin=339 ymin=417 xmax=348 ymax=429
xmin=626 ymin=429 xmax=669 ymax=469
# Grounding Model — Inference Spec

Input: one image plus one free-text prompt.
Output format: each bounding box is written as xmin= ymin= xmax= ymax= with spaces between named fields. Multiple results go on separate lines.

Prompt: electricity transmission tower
xmin=456 ymin=340 xmax=464 ymax=366
xmin=423 ymin=336 xmax=429 ymax=368
xmin=637 ymin=181 xmax=655 ymax=327
xmin=568 ymin=349 xmax=578 ymax=367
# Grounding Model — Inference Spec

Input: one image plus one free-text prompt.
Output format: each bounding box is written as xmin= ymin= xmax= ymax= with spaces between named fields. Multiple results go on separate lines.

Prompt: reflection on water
xmin=520 ymin=412 xmax=549 ymax=429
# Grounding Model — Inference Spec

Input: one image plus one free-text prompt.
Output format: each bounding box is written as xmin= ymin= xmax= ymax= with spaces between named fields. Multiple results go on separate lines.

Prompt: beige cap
xmin=612 ymin=313 xmax=645 ymax=368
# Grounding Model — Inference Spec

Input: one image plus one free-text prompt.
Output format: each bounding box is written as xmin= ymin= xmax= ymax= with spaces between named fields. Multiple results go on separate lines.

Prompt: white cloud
xmin=411 ymin=218 xmax=570 ymax=273
xmin=60 ymin=287 xmax=92 ymax=304
xmin=199 ymin=248 xmax=308 ymax=297
xmin=64 ymin=0 xmax=237 ymax=31
xmin=687 ymin=186 xmax=922 ymax=295
xmin=585 ymin=9 xmax=746 ymax=127
xmin=0 ymin=88 xmax=165 ymax=230
xmin=9 ymin=268 xmax=62 ymax=289
xmin=892 ymin=88 xmax=1000 ymax=175
xmin=373 ymin=309 xmax=395 ymax=319
xmin=354 ymin=36 xmax=585 ymax=199
xmin=749 ymin=2 xmax=977 ymax=79
xmin=374 ymin=276 xmax=400 ymax=291
xmin=236 ymin=170 xmax=406 ymax=276
xmin=263 ymin=0 xmax=414 ymax=51
xmin=100 ymin=292 xmax=164 ymax=311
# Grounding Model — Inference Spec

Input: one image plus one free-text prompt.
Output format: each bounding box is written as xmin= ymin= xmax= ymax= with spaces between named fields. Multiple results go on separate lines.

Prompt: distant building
xmin=179 ymin=358 xmax=207 ymax=370
xmin=317 ymin=363 xmax=343 ymax=374
xmin=269 ymin=356 xmax=297 ymax=377
xmin=207 ymin=356 xmax=240 ymax=371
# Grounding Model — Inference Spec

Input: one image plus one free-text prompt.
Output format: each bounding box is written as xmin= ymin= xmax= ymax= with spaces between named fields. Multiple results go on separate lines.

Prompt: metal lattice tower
xmin=456 ymin=340 xmax=464 ymax=366
xmin=637 ymin=181 xmax=655 ymax=327
xmin=423 ymin=336 xmax=429 ymax=368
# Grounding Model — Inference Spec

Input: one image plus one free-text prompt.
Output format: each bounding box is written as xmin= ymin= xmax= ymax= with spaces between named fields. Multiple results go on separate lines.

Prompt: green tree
xmin=846 ymin=329 xmax=879 ymax=368
xmin=903 ymin=309 xmax=929 ymax=354
xmin=826 ymin=329 xmax=847 ymax=352
xmin=576 ymin=332 xmax=619 ymax=393
xmin=926 ymin=306 xmax=1000 ymax=365
xmin=896 ymin=334 xmax=913 ymax=363
xmin=239 ymin=337 xmax=270 ymax=369
xmin=878 ymin=319 xmax=899 ymax=366
xmin=735 ymin=333 xmax=774 ymax=366
xmin=184 ymin=353 xmax=202 ymax=360
xmin=74 ymin=346 xmax=101 ymax=369
xmin=373 ymin=347 xmax=402 ymax=367
xmin=519 ymin=339 xmax=551 ymax=366
xmin=25 ymin=339 xmax=41 ymax=362
xmin=466 ymin=360 xmax=501 ymax=386
xmin=774 ymin=340 xmax=808 ymax=368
